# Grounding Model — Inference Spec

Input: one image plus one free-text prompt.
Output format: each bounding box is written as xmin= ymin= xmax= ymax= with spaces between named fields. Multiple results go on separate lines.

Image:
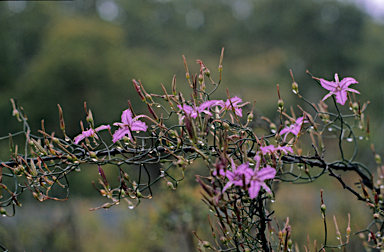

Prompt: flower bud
xmin=175 ymin=158 xmax=185 ymax=168
xmin=373 ymin=213 xmax=380 ymax=219
xmin=167 ymin=181 xmax=174 ymax=189
xmin=287 ymin=239 xmax=293 ymax=249
xmin=270 ymin=123 xmax=276 ymax=133
xmin=145 ymin=93 xmax=152 ymax=101
xmin=66 ymin=154 xmax=77 ymax=162
xmin=352 ymin=102 xmax=359 ymax=112
xmin=12 ymin=109 xmax=19 ymax=117
xmin=100 ymin=189 xmax=107 ymax=196
xmin=86 ymin=110 xmax=94 ymax=124
xmin=278 ymin=99 xmax=284 ymax=110
xmin=292 ymin=82 xmax=299 ymax=94
xmin=202 ymin=241 xmax=211 ymax=248
xmin=220 ymin=236 xmax=227 ymax=245
xmin=247 ymin=112 xmax=254 ymax=122
xmin=0 ymin=207 xmax=6 ymax=216
xmin=52 ymin=137 xmax=60 ymax=144
xmin=375 ymin=154 xmax=381 ymax=165
xmin=198 ymin=74 xmax=204 ymax=84
xmin=320 ymin=203 xmax=326 ymax=215
xmin=10 ymin=99 xmax=21 ymax=122
xmin=205 ymin=69 xmax=211 ymax=78
xmin=89 ymin=151 xmax=97 ymax=159
xmin=346 ymin=226 xmax=351 ymax=237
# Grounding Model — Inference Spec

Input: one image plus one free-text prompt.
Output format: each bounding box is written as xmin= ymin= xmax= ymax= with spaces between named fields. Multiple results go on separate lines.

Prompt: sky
xmin=354 ymin=0 xmax=384 ymax=22
xmin=5 ymin=0 xmax=384 ymax=25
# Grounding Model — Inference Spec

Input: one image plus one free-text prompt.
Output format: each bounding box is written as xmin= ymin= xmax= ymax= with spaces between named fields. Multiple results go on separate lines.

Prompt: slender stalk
xmin=257 ymin=196 xmax=269 ymax=252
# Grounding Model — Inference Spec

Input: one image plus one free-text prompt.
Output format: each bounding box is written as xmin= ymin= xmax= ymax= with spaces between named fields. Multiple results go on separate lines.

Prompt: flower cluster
xmin=72 ymin=72 xmax=361 ymax=203
xmin=74 ymin=109 xmax=148 ymax=145
xmin=213 ymin=145 xmax=293 ymax=199
xmin=213 ymin=96 xmax=249 ymax=117
xmin=178 ymin=96 xmax=249 ymax=123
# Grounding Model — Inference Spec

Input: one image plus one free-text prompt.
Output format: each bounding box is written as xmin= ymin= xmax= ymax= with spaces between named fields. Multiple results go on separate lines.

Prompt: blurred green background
xmin=0 ymin=0 xmax=384 ymax=251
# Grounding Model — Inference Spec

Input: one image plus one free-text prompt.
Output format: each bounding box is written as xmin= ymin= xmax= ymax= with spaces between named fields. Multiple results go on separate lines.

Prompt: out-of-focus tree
xmin=11 ymin=16 xmax=168 ymax=135
xmin=0 ymin=0 xmax=372 ymax=132
xmin=0 ymin=2 xmax=51 ymax=88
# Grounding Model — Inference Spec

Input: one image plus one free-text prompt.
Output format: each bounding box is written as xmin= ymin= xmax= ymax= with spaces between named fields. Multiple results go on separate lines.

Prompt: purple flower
xmin=74 ymin=125 xmax=110 ymax=144
xmin=178 ymin=104 xmax=196 ymax=118
xmin=112 ymin=109 xmax=148 ymax=143
xmin=254 ymin=154 xmax=261 ymax=168
xmin=222 ymin=159 xmax=253 ymax=193
xmin=279 ymin=116 xmax=308 ymax=141
xmin=320 ymin=73 xmax=359 ymax=105
xmin=222 ymin=157 xmax=277 ymax=199
xmin=178 ymin=100 xmax=217 ymax=119
xmin=215 ymin=96 xmax=249 ymax=117
xmin=260 ymin=145 xmax=293 ymax=155
xmin=248 ymin=166 xmax=276 ymax=199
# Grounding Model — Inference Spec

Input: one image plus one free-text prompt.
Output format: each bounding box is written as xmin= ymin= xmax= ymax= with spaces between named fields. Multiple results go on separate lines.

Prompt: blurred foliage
xmin=0 ymin=182 xmax=211 ymax=252
xmin=0 ymin=0 xmax=384 ymax=251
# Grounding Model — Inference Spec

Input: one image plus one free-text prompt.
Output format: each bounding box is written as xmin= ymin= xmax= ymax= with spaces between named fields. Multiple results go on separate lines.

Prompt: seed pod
xmin=133 ymin=79 xmax=146 ymax=101
xmin=57 ymin=104 xmax=65 ymax=131
xmin=147 ymin=104 xmax=159 ymax=121
xmin=172 ymin=75 xmax=177 ymax=95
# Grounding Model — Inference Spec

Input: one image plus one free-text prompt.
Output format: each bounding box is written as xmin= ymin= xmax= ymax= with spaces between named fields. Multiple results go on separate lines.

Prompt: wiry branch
xmin=281 ymin=154 xmax=374 ymax=196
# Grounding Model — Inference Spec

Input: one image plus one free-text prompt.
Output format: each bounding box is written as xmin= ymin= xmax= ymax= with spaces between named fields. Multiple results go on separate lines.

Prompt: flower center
xmin=234 ymin=173 xmax=242 ymax=181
